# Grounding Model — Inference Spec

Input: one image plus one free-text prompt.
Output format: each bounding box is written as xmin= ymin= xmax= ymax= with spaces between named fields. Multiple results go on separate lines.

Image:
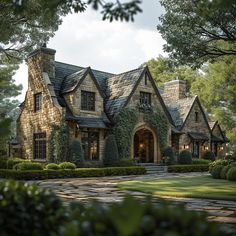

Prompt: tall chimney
xmin=163 ymin=79 xmax=187 ymax=103
xmin=27 ymin=45 xmax=56 ymax=78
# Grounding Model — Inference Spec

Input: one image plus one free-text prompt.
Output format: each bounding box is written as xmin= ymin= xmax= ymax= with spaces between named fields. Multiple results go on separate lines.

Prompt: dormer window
xmin=195 ymin=111 xmax=199 ymax=122
xmin=81 ymin=90 xmax=95 ymax=111
xmin=140 ymin=92 xmax=151 ymax=106
xmin=34 ymin=93 xmax=42 ymax=112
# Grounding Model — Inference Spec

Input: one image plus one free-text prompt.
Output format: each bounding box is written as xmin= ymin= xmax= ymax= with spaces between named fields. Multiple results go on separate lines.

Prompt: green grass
xmin=118 ymin=175 xmax=236 ymax=201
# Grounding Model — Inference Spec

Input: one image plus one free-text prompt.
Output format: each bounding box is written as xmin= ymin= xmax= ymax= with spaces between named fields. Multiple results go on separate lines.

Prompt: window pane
xmin=81 ymin=91 xmax=95 ymax=111
xmin=34 ymin=93 xmax=42 ymax=112
xmin=33 ymin=132 xmax=46 ymax=159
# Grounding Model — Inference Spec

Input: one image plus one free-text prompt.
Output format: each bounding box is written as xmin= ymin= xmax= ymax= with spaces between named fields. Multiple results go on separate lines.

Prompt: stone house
xmin=17 ymin=46 xmax=228 ymax=163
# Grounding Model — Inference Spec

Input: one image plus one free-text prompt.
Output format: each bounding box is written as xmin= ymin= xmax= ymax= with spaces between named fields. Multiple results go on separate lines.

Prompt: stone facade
xmin=17 ymin=46 xmax=228 ymax=162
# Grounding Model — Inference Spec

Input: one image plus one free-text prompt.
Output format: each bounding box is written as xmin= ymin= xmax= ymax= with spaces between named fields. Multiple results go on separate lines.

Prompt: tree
xmin=103 ymin=134 xmax=119 ymax=166
xmin=157 ymin=0 xmax=236 ymax=67
xmin=191 ymin=57 xmax=236 ymax=153
xmin=70 ymin=139 xmax=84 ymax=164
xmin=0 ymin=0 xmax=142 ymax=63
xmin=143 ymin=56 xmax=202 ymax=91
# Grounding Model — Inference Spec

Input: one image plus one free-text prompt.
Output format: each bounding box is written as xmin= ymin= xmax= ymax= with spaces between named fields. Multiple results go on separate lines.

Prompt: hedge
xmin=168 ymin=164 xmax=209 ymax=173
xmin=0 ymin=166 xmax=146 ymax=180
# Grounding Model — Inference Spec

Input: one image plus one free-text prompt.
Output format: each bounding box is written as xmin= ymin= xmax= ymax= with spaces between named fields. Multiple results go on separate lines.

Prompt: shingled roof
xmin=105 ymin=68 xmax=145 ymax=118
xmin=164 ymin=96 xmax=196 ymax=128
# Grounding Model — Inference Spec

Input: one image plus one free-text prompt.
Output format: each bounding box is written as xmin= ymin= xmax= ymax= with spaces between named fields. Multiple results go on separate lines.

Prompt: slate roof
xmin=188 ymin=132 xmax=209 ymax=141
xmin=105 ymin=68 xmax=145 ymax=118
xmin=163 ymin=96 xmax=196 ymax=128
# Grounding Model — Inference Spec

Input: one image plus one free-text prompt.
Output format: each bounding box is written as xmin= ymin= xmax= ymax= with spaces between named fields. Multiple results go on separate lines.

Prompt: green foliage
xmin=168 ymin=164 xmax=209 ymax=173
xmin=49 ymin=122 xmax=70 ymax=163
xmin=157 ymin=0 xmax=236 ymax=67
xmin=64 ymin=195 xmax=222 ymax=236
xmin=192 ymin=158 xmax=211 ymax=165
xmin=0 ymin=158 xmax=8 ymax=169
xmin=144 ymin=109 xmax=168 ymax=153
xmin=14 ymin=162 xmax=43 ymax=171
xmin=104 ymin=134 xmax=119 ymax=166
xmin=143 ymin=56 xmax=201 ymax=90
xmin=0 ymin=180 xmax=66 ymax=235
xmin=6 ymin=157 xmax=30 ymax=169
xmin=59 ymin=162 xmax=76 ymax=170
xmin=220 ymin=165 xmax=232 ymax=179
xmin=162 ymin=146 xmax=176 ymax=165
xmin=117 ymin=158 xmax=136 ymax=167
xmin=0 ymin=167 xmax=146 ymax=180
xmin=224 ymin=154 xmax=236 ymax=161
xmin=112 ymin=108 xmax=138 ymax=158
xmin=227 ymin=166 xmax=236 ymax=181
xmin=211 ymin=165 xmax=224 ymax=179
xmin=70 ymin=139 xmax=84 ymax=164
xmin=209 ymin=160 xmax=228 ymax=173
xmin=202 ymin=151 xmax=216 ymax=161
xmin=45 ymin=163 xmax=61 ymax=170
xmin=178 ymin=150 xmax=192 ymax=164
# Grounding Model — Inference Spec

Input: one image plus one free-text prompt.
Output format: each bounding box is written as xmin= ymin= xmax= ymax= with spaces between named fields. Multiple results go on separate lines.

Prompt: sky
xmin=14 ymin=0 xmax=166 ymax=102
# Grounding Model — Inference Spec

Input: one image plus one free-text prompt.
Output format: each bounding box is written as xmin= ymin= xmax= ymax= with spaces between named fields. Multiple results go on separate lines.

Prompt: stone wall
xmin=17 ymin=49 xmax=64 ymax=160
xmin=179 ymin=101 xmax=211 ymax=157
xmin=63 ymin=74 xmax=104 ymax=118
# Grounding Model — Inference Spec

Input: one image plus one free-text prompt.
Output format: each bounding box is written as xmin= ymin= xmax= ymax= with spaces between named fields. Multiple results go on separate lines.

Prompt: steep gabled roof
xmin=105 ymin=67 xmax=145 ymax=118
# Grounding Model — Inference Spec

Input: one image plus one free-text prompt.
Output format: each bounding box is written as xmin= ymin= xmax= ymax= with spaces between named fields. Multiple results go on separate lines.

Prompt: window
xmin=81 ymin=131 xmax=99 ymax=160
xmin=81 ymin=91 xmax=95 ymax=111
xmin=34 ymin=93 xmax=42 ymax=112
xmin=195 ymin=111 xmax=199 ymax=122
xmin=140 ymin=92 xmax=151 ymax=106
xmin=33 ymin=132 xmax=46 ymax=159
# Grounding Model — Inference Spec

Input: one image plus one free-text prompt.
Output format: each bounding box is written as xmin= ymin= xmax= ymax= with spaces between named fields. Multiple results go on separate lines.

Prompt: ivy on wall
xmin=49 ymin=122 xmax=70 ymax=163
xmin=144 ymin=108 xmax=169 ymax=153
xmin=111 ymin=108 xmax=138 ymax=158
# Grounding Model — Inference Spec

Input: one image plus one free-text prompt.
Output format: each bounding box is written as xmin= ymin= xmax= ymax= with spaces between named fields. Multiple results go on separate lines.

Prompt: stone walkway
xmin=29 ymin=172 xmax=236 ymax=234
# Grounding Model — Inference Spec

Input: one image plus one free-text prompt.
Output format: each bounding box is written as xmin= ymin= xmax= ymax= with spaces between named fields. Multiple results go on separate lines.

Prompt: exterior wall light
xmin=183 ymin=145 xmax=189 ymax=149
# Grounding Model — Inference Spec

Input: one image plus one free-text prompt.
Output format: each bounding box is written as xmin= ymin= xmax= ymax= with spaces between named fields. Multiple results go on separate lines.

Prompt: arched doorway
xmin=133 ymin=128 xmax=154 ymax=163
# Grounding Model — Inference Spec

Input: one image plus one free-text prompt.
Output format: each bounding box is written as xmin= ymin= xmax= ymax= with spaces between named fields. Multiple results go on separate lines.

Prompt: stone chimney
xmin=163 ymin=79 xmax=187 ymax=102
xmin=27 ymin=44 xmax=56 ymax=78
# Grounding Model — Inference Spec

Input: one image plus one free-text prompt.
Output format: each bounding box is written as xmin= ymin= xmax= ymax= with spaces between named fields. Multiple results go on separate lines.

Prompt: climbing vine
xmin=144 ymin=107 xmax=169 ymax=153
xmin=111 ymin=108 xmax=138 ymax=158
xmin=49 ymin=121 xmax=70 ymax=163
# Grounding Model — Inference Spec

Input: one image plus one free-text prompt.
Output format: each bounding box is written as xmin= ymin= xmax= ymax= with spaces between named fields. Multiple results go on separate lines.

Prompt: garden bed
xmin=167 ymin=164 xmax=209 ymax=173
xmin=0 ymin=166 xmax=146 ymax=180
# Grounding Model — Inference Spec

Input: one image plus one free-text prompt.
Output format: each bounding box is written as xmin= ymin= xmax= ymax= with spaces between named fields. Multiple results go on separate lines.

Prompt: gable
xmin=212 ymin=123 xmax=225 ymax=141
xmin=181 ymin=97 xmax=211 ymax=136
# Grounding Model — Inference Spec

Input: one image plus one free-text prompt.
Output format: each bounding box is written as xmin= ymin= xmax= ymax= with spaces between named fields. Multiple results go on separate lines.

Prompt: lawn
xmin=118 ymin=175 xmax=236 ymax=201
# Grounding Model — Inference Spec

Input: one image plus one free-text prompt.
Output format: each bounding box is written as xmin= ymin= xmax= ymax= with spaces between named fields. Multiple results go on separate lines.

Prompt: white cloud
xmin=14 ymin=1 xmax=166 ymax=102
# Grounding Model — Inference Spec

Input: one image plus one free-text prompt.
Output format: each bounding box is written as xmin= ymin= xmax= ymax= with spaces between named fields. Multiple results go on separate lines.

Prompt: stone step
xmin=138 ymin=163 xmax=167 ymax=174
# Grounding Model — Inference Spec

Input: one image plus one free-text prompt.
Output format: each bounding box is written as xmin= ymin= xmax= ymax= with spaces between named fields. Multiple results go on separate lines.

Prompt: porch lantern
xmin=203 ymin=146 xmax=209 ymax=150
xmin=219 ymin=146 xmax=224 ymax=151
xmin=139 ymin=143 xmax=144 ymax=149
xmin=183 ymin=144 xmax=189 ymax=149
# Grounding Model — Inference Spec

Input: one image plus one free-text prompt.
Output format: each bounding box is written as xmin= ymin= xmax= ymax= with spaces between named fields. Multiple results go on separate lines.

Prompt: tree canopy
xmin=157 ymin=0 xmax=236 ymax=67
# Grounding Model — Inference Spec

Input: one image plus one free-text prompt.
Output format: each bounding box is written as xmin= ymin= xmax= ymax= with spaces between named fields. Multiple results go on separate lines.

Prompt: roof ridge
xmin=55 ymin=61 xmax=115 ymax=76
xmin=112 ymin=67 xmax=144 ymax=77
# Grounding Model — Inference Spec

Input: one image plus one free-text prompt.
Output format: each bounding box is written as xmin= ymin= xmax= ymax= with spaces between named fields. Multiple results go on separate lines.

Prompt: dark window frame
xmin=33 ymin=132 xmax=46 ymax=159
xmin=81 ymin=131 xmax=99 ymax=161
xmin=140 ymin=92 xmax=151 ymax=106
xmin=81 ymin=90 xmax=95 ymax=111
xmin=34 ymin=92 xmax=42 ymax=112
xmin=195 ymin=111 xmax=199 ymax=122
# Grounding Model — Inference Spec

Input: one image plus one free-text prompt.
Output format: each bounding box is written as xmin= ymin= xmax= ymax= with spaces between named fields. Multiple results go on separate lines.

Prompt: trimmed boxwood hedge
xmin=168 ymin=164 xmax=209 ymax=173
xmin=0 ymin=166 xmax=146 ymax=180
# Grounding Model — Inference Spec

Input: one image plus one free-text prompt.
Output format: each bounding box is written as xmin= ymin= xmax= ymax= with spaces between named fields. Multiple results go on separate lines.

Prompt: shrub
xmin=45 ymin=163 xmax=61 ymax=170
xmin=209 ymin=160 xmax=228 ymax=173
xmin=202 ymin=151 xmax=215 ymax=161
xmin=224 ymin=154 xmax=236 ymax=162
xmin=7 ymin=157 xmax=30 ymax=169
xmin=0 ymin=167 xmax=146 ymax=180
xmin=14 ymin=162 xmax=43 ymax=171
xmin=220 ymin=165 xmax=232 ymax=179
xmin=59 ymin=162 xmax=76 ymax=170
xmin=192 ymin=158 xmax=211 ymax=165
xmin=227 ymin=166 xmax=236 ymax=181
xmin=0 ymin=180 xmax=67 ymax=235
xmin=64 ymin=196 xmax=222 ymax=236
xmin=70 ymin=139 xmax=84 ymax=164
xmin=103 ymin=134 xmax=119 ymax=166
xmin=168 ymin=164 xmax=209 ymax=173
xmin=0 ymin=158 xmax=8 ymax=169
xmin=162 ymin=146 xmax=176 ymax=165
xmin=178 ymin=150 xmax=192 ymax=164
xmin=211 ymin=165 xmax=224 ymax=179
xmin=117 ymin=158 xmax=135 ymax=167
